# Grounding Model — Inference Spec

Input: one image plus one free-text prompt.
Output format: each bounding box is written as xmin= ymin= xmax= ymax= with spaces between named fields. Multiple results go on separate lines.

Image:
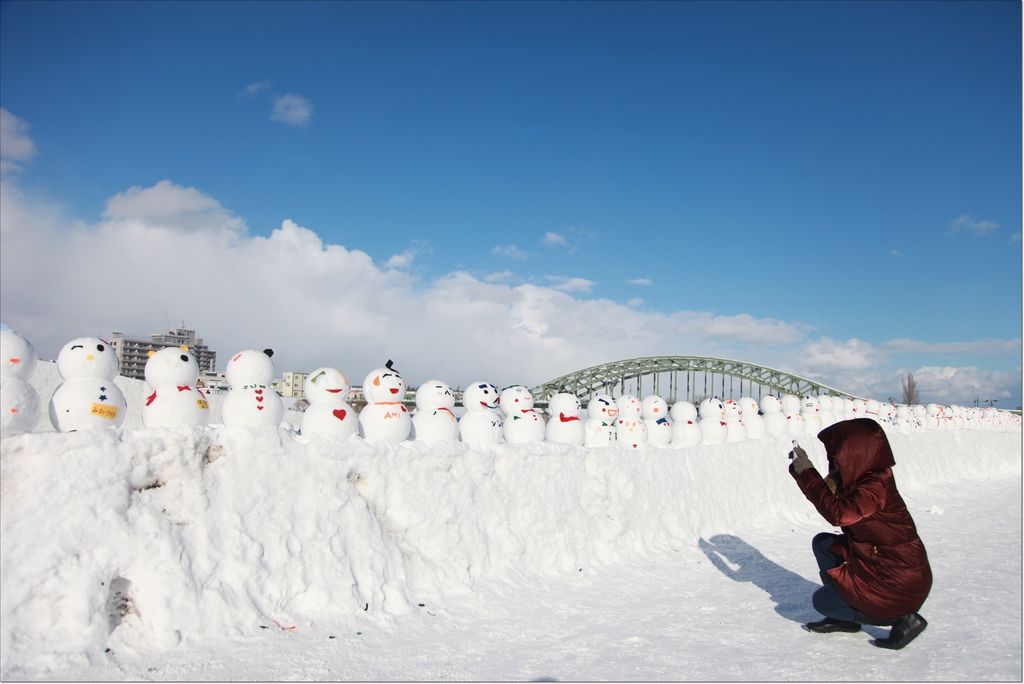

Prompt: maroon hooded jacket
xmin=791 ymin=418 xmax=933 ymax=620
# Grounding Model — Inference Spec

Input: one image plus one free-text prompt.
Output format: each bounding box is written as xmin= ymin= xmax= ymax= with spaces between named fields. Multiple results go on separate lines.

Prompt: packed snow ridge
xmin=1 ymin=330 xmax=1021 ymax=676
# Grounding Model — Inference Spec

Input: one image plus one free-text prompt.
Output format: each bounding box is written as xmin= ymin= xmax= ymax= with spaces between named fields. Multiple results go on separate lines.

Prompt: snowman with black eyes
xmin=500 ymin=385 xmax=545 ymax=443
xmin=358 ymin=359 xmax=411 ymax=443
xmin=459 ymin=381 xmax=503 ymax=444
xmin=49 ymin=337 xmax=127 ymax=432
xmin=412 ymin=379 xmax=459 ymax=442
xmin=142 ymin=346 xmax=209 ymax=428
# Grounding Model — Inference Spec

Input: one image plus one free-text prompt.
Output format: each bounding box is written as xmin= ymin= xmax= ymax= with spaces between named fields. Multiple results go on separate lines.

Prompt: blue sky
xmin=1 ymin=0 xmax=1020 ymax=406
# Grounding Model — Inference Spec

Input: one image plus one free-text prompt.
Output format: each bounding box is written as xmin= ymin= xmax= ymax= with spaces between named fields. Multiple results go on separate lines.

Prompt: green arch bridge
xmin=527 ymin=355 xmax=860 ymax=408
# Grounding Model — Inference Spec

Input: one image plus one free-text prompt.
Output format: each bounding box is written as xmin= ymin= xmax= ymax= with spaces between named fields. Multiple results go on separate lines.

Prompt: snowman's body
xmin=698 ymin=397 xmax=727 ymax=445
xmin=222 ymin=349 xmax=283 ymax=427
xmin=412 ymin=380 xmax=459 ymax=442
xmin=301 ymin=367 xmax=357 ymax=438
xmin=49 ymin=337 xmax=127 ymax=432
xmin=359 ymin=362 xmax=411 ymax=443
xmin=738 ymin=397 xmax=765 ymax=439
xmin=760 ymin=395 xmax=787 ymax=436
xmin=460 ymin=382 xmax=503 ymax=444
xmin=143 ymin=346 xmax=209 ymax=428
xmin=501 ymin=385 xmax=545 ymax=444
xmin=669 ymin=401 xmax=702 ymax=448
xmin=723 ymin=399 xmax=747 ymax=443
xmin=1 ymin=327 xmax=40 ymax=436
xmin=615 ymin=395 xmax=647 ymax=450
xmin=545 ymin=393 xmax=584 ymax=445
xmin=584 ymin=394 xmax=618 ymax=447
xmin=641 ymin=395 xmax=672 ymax=448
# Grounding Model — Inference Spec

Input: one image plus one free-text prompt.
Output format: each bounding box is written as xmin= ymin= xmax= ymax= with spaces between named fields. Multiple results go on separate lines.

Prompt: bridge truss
xmin=529 ymin=355 xmax=859 ymax=407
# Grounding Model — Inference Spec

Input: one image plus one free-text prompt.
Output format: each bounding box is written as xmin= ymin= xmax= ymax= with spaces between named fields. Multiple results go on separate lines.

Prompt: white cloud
xmin=2 ymin=175 xmax=1019 ymax=407
xmin=542 ymin=232 xmax=568 ymax=247
xmin=627 ymin=278 xmax=653 ymax=286
xmin=889 ymin=249 xmax=903 ymax=258
xmin=241 ymin=81 xmax=271 ymax=98
xmin=627 ymin=298 xmax=644 ymax=307
xmin=102 ymin=180 xmax=246 ymax=236
xmin=882 ymin=338 xmax=1021 ymax=356
xmin=492 ymin=244 xmax=529 ymax=260
xmin=484 ymin=271 xmax=517 ymax=284
xmin=910 ymin=366 xmax=1021 ymax=406
xmin=0 ymin=108 xmax=37 ymax=174
xmin=948 ymin=214 xmax=1000 ymax=236
xmin=385 ymin=251 xmax=415 ymax=269
xmin=545 ymin=276 xmax=595 ymax=294
xmin=271 ymin=94 xmax=313 ymax=128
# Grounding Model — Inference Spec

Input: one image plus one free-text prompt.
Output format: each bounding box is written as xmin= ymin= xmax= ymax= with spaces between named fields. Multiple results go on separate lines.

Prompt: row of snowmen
xmin=2 ymin=328 xmax=1020 ymax=441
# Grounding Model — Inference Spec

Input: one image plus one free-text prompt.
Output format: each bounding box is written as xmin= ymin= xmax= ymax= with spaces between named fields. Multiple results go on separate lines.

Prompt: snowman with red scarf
xmin=545 ymin=392 xmax=584 ymax=445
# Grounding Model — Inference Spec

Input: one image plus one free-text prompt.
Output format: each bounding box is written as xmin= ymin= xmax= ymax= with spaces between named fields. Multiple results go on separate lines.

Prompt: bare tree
xmin=901 ymin=372 xmax=919 ymax=405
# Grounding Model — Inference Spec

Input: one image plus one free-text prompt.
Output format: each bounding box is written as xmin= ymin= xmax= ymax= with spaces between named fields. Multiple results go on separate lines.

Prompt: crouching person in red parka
xmin=789 ymin=417 xmax=932 ymax=649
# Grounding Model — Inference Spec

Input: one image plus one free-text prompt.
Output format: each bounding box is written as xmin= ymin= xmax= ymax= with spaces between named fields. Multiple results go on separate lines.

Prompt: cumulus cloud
xmin=0 ymin=108 xmax=37 ymax=174
xmin=492 ymin=244 xmax=529 ymax=260
xmin=2 ymin=176 xmax=1019 ymax=407
xmin=102 ymin=180 xmax=247 ymax=236
xmin=627 ymin=278 xmax=653 ymax=286
xmin=271 ymin=94 xmax=313 ymax=128
xmin=948 ymin=214 xmax=1000 ymax=236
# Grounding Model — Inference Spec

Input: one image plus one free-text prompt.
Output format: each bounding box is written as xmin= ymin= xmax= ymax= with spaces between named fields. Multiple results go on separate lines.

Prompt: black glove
xmin=790 ymin=445 xmax=813 ymax=474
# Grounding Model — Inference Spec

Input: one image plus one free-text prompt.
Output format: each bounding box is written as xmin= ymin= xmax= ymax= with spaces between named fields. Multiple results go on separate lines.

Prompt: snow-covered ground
xmin=1 ymin=408 xmax=1020 ymax=680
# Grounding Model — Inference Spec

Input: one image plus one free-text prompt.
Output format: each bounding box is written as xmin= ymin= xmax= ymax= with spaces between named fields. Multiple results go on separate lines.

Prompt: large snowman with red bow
xmin=222 ymin=349 xmax=282 ymax=427
xmin=142 ymin=346 xmax=209 ymax=427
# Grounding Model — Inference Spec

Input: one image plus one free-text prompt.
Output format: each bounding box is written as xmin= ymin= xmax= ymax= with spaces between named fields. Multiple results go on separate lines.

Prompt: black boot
xmin=872 ymin=613 xmax=928 ymax=650
xmin=803 ymin=617 xmax=861 ymax=633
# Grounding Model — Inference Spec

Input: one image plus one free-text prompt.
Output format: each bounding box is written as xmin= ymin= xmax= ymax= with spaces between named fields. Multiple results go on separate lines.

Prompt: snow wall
xmin=1 ymin=371 xmax=1021 ymax=675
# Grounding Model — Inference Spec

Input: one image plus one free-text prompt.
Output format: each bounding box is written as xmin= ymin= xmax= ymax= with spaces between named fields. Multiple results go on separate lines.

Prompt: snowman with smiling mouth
xmin=358 ymin=359 xmax=411 ymax=443
xmin=301 ymin=366 xmax=357 ymax=438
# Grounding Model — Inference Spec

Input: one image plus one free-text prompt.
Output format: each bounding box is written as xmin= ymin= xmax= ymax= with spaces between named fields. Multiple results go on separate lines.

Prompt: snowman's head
xmin=698 ymin=397 xmax=725 ymax=420
xmin=305 ymin=367 xmax=350 ymax=402
xmin=145 ymin=346 xmax=199 ymax=388
xmin=587 ymin=394 xmax=618 ymax=421
xmin=780 ymin=394 xmax=801 ymax=415
xmin=463 ymin=382 xmax=499 ymax=412
xmin=801 ymin=395 xmax=820 ymax=413
xmin=759 ymin=395 xmax=782 ymax=414
xmin=547 ymin=392 xmax=581 ymax=418
xmin=670 ymin=401 xmax=698 ymax=422
xmin=926 ymin=403 xmax=940 ymax=417
xmin=852 ymin=398 xmax=867 ymax=415
xmin=499 ymin=385 xmax=534 ymax=416
xmin=641 ymin=395 xmax=668 ymax=420
xmin=226 ymin=349 xmax=275 ymax=388
xmin=362 ymin=363 xmax=407 ymax=403
xmin=0 ymin=327 xmax=37 ymax=380
xmin=616 ymin=395 xmax=641 ymax=419
xmin=739 ymin=396 xmax=759 ymax=416
xmin=57 ymin=337 xmax=118 ymax=381
xmin=723 ymin=399 xmax=742 ymax=419
xmin=864 ymin=399 xmax=880 ymax=416
xmin=415 ymin=380 xmax=454 ymax=411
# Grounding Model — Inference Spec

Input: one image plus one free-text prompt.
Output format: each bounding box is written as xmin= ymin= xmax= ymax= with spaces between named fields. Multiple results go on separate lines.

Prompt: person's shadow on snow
xmin=698 ymin=534 xmax=820 ymax=624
